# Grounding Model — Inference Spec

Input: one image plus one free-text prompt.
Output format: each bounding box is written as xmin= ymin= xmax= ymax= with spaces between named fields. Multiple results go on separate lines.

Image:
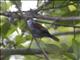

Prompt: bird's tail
xmin=50 ymin=35 xmax=59 ymax=41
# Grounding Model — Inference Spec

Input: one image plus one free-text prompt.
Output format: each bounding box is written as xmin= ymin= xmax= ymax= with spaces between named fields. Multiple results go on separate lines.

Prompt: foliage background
xmin=0 ymin=0 xmax=80 ymax=60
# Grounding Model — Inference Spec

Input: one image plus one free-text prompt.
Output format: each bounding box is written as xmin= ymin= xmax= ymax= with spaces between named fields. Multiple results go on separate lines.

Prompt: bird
xmin=27 ymin=18 xmax=59 ymax=41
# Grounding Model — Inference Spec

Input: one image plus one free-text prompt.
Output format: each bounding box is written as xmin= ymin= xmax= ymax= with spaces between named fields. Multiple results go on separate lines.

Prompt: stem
xmin=34 ymin=38 xmax=49 ymax=60
xmin=28 ymin=38 xmax=34 ymax=49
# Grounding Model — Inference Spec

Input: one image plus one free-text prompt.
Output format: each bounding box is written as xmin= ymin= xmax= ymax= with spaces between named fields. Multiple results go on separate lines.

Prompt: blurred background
xmin=0 ymin=0 xmax=80 ymax=60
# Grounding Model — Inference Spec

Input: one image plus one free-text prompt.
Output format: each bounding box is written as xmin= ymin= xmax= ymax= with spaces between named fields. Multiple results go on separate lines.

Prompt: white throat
xmin=27 ymin=19 xmax=33 ymax=24
xmin=27 ymin=19 xmax=34 ymax=28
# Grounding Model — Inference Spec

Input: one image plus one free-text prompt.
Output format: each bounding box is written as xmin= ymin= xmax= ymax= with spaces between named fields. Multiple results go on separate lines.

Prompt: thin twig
xmin=28 ymin=38 xmax=34 ymax=49
xmin=33 ymin=38 xmax=49 ymax=60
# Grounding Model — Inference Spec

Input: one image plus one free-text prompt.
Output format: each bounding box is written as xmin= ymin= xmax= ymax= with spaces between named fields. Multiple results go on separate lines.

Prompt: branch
xmin=0 ymin=11 xmax=80 ymax=21
xmin=53 ymin=30 xmax=80 ymax=36
xmin=35 ymin=15 xmax=80 ymax=21
xmin=1 ymin=48 xmax=45 ymax=55
xmin=0 ymin=46 xmax=73 ymax=56
xmin=52 ymin=23 xmax=80 ymax=28
xmin=36 ymin=21 xmax=80 ymax=28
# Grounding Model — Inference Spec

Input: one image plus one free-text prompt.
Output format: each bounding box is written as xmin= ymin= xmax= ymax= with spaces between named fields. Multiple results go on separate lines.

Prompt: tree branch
xmin=53 ymin=30 xmax=80 ymax=36
xmin=0 ymin=48 xmax=45 ymax=55
xmin=0 ymin=11 xmax=80 ymax=21
xmin=35 ymin=15 xmax=80 ymax=21
xmin=0 ymin=45 xmax=73 ymax=56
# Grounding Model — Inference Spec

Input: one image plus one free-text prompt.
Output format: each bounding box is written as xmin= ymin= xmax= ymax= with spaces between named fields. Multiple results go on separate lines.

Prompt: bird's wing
xmin=32 ymin=22 xmax=51 ymax=36
xmin=33 ymin=22 xmax=47 ymax=30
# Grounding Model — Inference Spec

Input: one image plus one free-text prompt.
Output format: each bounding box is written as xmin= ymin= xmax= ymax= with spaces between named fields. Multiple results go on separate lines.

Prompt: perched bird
xmin=27 ymin=19 xmax=59 ymax=41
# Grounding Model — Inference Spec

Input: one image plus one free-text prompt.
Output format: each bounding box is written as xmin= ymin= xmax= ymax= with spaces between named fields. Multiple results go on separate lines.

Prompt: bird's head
xmin=27 ymin=18 xmax=36 ymax=26
xmin=27 ymin=19 xmax=32 ymax=23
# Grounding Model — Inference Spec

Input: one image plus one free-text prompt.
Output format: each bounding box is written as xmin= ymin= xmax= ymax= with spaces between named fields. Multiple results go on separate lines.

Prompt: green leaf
xmin=15 ymin=35 xmax=27 ymax=45
xmin=0 ymin=22 xmax=10 ymax=38
xmin=0 ymin=2 xmax=12 ymax=11
xmin=6 ymin=24 xmax=17 ymax=37
xmin=72 ymin=34 xmax=80 ymax=60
